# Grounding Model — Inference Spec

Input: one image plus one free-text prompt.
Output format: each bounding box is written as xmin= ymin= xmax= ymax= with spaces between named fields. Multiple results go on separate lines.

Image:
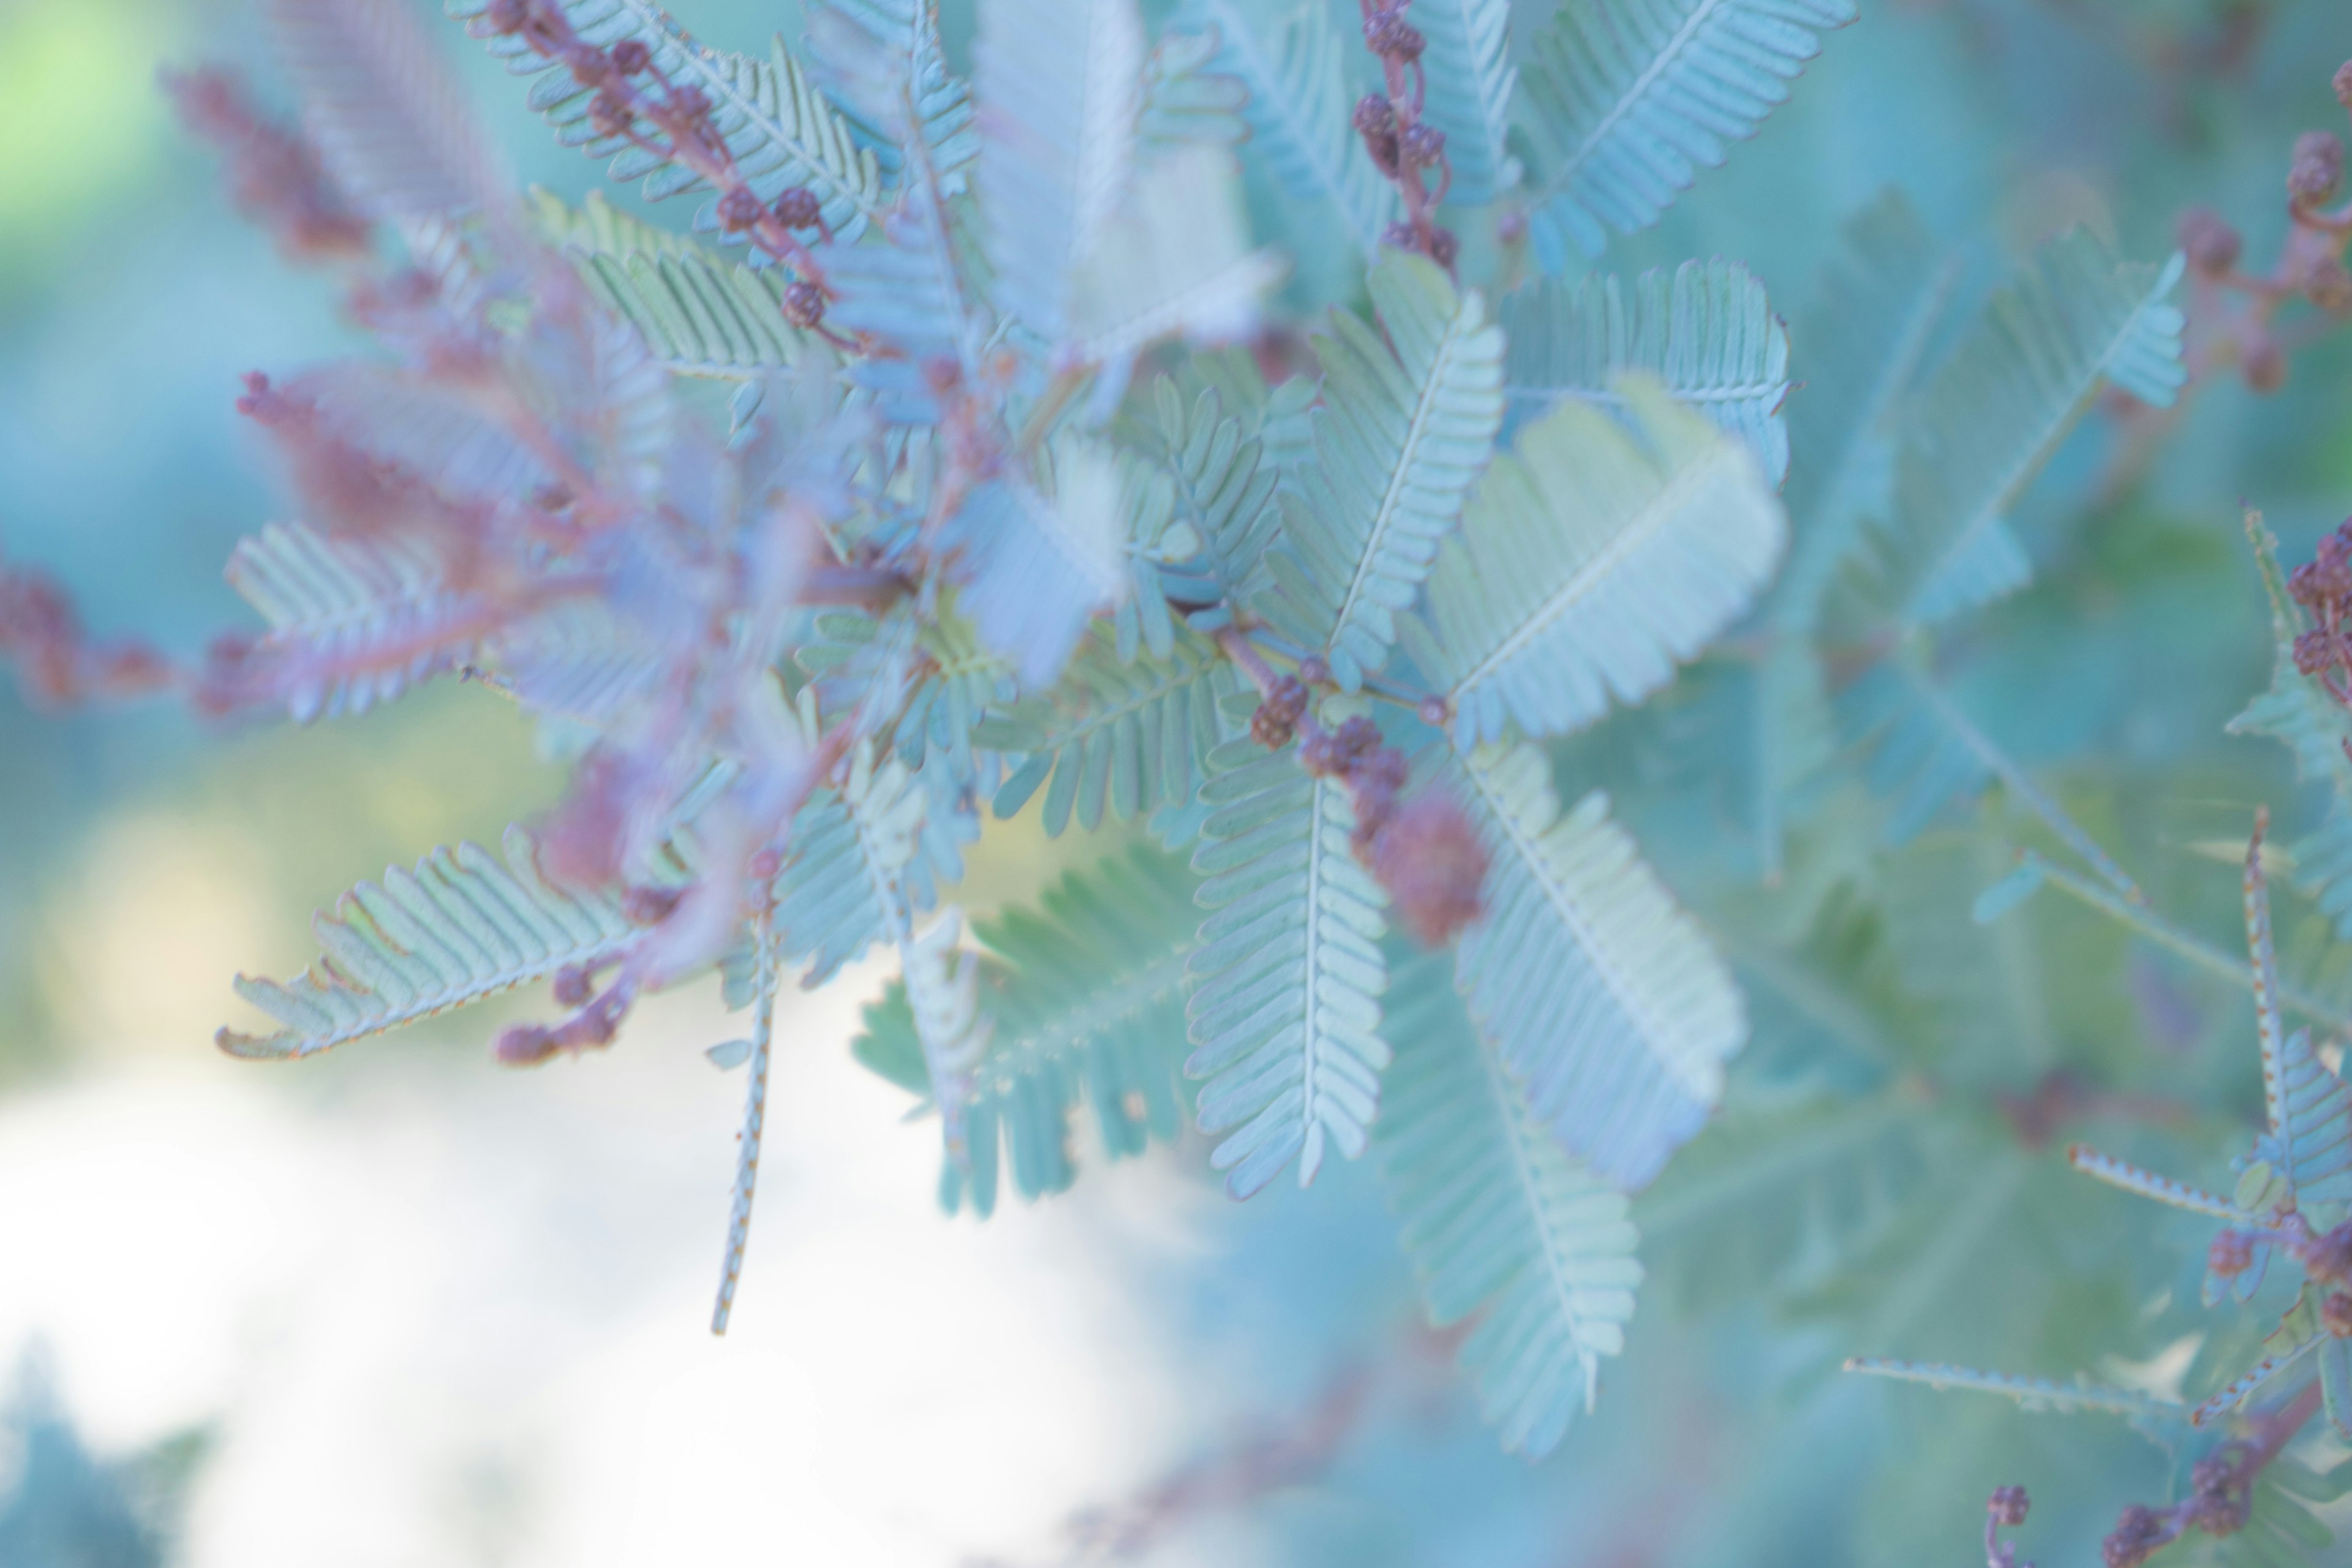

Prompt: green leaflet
xmin=222 ymin=520 xmax=473 ymax=724
xmin=532 ymin=189 xmax=812 ymax=376
xmin=1774 ymin=191 xmax=1953 ymax=632
xmin=1375 ymin=953 xmax=1641 ymax=1457
xmin=1513 ymin=0 xmax=1855 ymax=268
xmin=1447 ymin=742 xmax=1743 ymax=1189
xmin=1851 ymin=230 xmax=2187 ymax=629
xmin=1186 ymin=738 xmax=1391 ymax=1198
xmin=1253 ymin=253 xmax=1505 ymax=692
xmin=1404 ymin=375 xmax=1785 ymax=750
xmin=974 ymin=0 xmax=1145 ymax=343
xmin=850 ymin=848 xmax=1200 ymax=1216
xmin=449 ymin=0 xmax=884 ymax=239
xmin=1181 ymin=0 xmax=1396 ymax=255
xmin=1409 ymin=0 xmax=1516 ymax=205
xmin=1843 ymin=1359 xmax=2188 ymax=1423
xmin=219 ymin=825 xmax=638 ymax=1058
xmin=981 ymin=623 xmax=1234 ymax=835
xmin=772 ymin=739 xmax=935 ymax=984
xmin=1140 ymin=379 xmax=1284 ymax=628
xmin=1497 ymin=259 xmax=1789 ymax=480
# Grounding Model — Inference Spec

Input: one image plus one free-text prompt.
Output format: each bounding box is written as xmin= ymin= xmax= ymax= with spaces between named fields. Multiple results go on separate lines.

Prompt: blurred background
xmin=6 ymin=0 xmax=2352 ymax=1564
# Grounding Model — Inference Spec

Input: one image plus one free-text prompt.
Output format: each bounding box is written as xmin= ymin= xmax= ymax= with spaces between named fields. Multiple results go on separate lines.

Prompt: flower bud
xmin=1988 ymin=1486 xmax=2029 ymax=1528
xmin=2290 ymin=130 xmax=2344 ymax=203
xmin=772 ymin=187 xmax=823 ymax=230
xmin=718 ymin=186 xmax=766 ymax=232
xmin=1400 ymin=123 xmax=1446 ymax=167
xmin=782 ymin=281 xmax=827 ymax=329
xmin=612 ymin=39 xmax=652 ymax=75
xmin=2175 ymin=206 xmax=2241 ymax=276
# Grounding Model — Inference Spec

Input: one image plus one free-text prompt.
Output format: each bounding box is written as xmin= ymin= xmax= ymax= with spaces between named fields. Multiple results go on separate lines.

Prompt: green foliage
xmin=219 ymin=825 xmax=640 ymax=1058
xmin=1252 ymin=253 xmax=1505 ymax=692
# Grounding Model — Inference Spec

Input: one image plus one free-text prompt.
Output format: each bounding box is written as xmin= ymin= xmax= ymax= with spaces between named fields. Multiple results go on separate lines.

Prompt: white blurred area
xmin=0 ymin=943 xmax=1229 ymax=1567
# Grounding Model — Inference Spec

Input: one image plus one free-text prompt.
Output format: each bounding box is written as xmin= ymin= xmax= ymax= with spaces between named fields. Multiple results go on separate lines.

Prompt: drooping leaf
xmin=1186 ymin=738 xmax=1392 ymax=1197
xmin=1513 ymin=0 xmax=1856 ymax=266
xmin=1253 ymin=253 xmax=1505 ymax=692
xmin=1406 ymin=377 xmax=1785 ymax=750
xmin=1375 ymin=953 xmax=1640 ymax=1457
xmin=1447 ymin=742 xmax=1744 ymax=1189
xmin=1496 ymin=260 xmax=1789 ymax=478
xmin=711 ymin=903 xmax=781 ymax=1334
xmin=219 ymin=825 xmax=638 ymax=1058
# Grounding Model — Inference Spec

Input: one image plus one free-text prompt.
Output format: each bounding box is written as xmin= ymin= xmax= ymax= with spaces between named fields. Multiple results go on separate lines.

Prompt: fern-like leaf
xmin=449 ymin=0 xmax=884 ymax=239
xmin=1497 ymin=260 xmax=1789 ymax=479
xmin=1407 ymin=377 xmax=1785 ymax=749
xmin=1856 ymin=233 xmax=2185 ymax=628
xmin=1186 ymin=739 xmax=1391 ymax=1197
xmin=2064 ymin=1146 xmax=2243 ymax=1222
xmin=1376 ymin=954 xmax=1640 ymax=1456
xmin=1181 ymin=0 xmax=1395 ymax=255
xmin=1142 ymin=379 xmax=1283 ymax=628
xmin=804 ymin=0 xmax=977 ymax=183
xmin=219 ymin=824 xmax=637 ymax=1058
xmin=273 ymin=0 xmax=505 ymax=231
xmin=1513 ymin=0 xmax=1855 ymax=266
xmin=533 ymin=189 xmax=812 ymax=375
xmin=1254 ymin=254 xmax=1504 ymax=692
xmin=1844 ymin=1359 xmax=2188 ymax=1422
xmin=904 ymin=906 xmax=995 ymax=1163
xmin=981 ymin=624 xmax=1235 ymax=834
xmin=1448 ymin=743 xmax=1743 ymax=1189
xmin=945 ymin=461 xmax=1127 ymax=690
xmin=974 ymin=0 xmax=1145 ymax=343
xmin=772 ymin=739 xmax=938 ymax=984
xmin=1774 ymin=191 xmax=1952 ymax=630
xmin=1412 ymin=0 xmax=1517 ymax=205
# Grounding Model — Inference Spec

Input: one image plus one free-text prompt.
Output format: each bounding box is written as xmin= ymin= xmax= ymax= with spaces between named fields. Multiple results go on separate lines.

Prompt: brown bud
xmin=611 ymin=39 xmax=651 ymax=75
xmin=2291 ymin=130 xmax=2344 ymax=203
xmin=622 ymin=884 xmax=685 ymax=926
xmin=1351 ymin=94 xmax=1395 ymax=137
xmin=1427 ymin=226 xmax=1460 ymax=268
xmin=2176 ymin=206 xmax=2242 ymax=276
xmin=2325 ymin=1291 xmax=2352 ymax=1337
xmin=1400 ymin=123 xmax=1446 ymax=167
xmin=2336 ymin=60 xmax=2352 ymax=109
xmin=1417 ymin=695 xmax=1449 ymax=728
xmin=772 ymin=186 xmax=823 ymax=230
xmin=484 ymin=0 xmax=529 ymax=34
xmin=494 ymin=1023 xmax=560 ymax=1067
xmin=1298 ymin=655 xmax=1330 ymax=685
xmin=1367 ymin=791 xmax=1489 ymax=946
xmin=2208 ymin=1227 xmax=2257 ymax=1277
xmin=568 ymin=49 xmax=611 ymax=88
xmin=2101 ymin=1504 xmax=2166 ymax=1568
xmin=718 ymin=186 xmax=766 ymax=233
xmin=2244 ymin=334 xmax=2287 ymax=392
xmin=668 ymin=85 xmax=712 ymax=124
xmin=782 ymin=280 xmax=827 ymax=329
xmin=587 ymin=89 xmax=633 ymax=138
xmin=2307 ymin=254 xmax=2352 ymax=312
xmin=552 ymin=964 xmax=594 ymax=1007
xmin=1988 ymin=1486 xmax=2029 ymax=1529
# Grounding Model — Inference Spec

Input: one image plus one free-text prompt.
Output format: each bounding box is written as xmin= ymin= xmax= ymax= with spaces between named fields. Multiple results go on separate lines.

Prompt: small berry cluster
xmin=1240 ymin=649 xmax=1490 ymax=947
xmin=1352 ymin=0 xmax=1457 ymax=268
xmin=1984 ymin=1486 xmax=2031 ymax=1568
xmin=2285 ymin=518 xmax=2352 ymax=719
xmin=476 ymin=0 xmax=845 ymax=337
xmin=2168 ymin=62 xmax=2352 ymax=394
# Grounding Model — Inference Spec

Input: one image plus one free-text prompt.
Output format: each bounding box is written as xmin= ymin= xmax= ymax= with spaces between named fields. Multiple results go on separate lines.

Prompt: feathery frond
xmin=1844 ymin=1359 xmax=2189 ymax=1422
xmin=274 ymin=0 xmax=505 ymax=230
xmin=1254 ymin=254 xmax=1504 ymax=692
xmin=1408 ymin=377 xmax=1784 ymax=749
xmin=1854 ymin=233 xmax=2185 ymax=628
xmin=1140 ymin=379 xmax=1282 ymax=628
xmin=803 ymin=0 xmax=976 ymax=182
xmin=1182 ymin=0 xmax=1396 ymax=255
xmin=981 ymin=624 xmax=1235 ymax=834
xmin=1376 ymin=954 xmax=1640 ymax=1457
xmin=219 ymin=825 xmax=637 ymax=1058
xmin=1513 ymin=0 xmax=1856 ymax=265
xmin=533 ymin=189 xmax=810 ymax=375
xmin=1775 ymin=191 xmax=1951 ymax=628
xmin=945 ymin=461 xmax=1126 ymax=690
xmin=1497 ymin=260 xmax=1788 ymax=478
xmin=1186 ymin=738 xmax=1391 ymax=1197
xmin=2064 ymin=1147 xmax=2244 ymax=1222
xmin=772 ymin=739 xmax=935 ymax=984
xmin=904 ymin=906 xmax=994 ymax=1161
xmin=450 ymin=0 xmax=884 ymax=237
xmin=222 ymin=521 xmax=478 ymax=723
xmin=974 ymin=0 xmax=1145 ymax=342
xmin=1412 ymin=0 xmax=1517 ymax=205
xmin=1448 ymin=743 xmax=1743 ymax=1189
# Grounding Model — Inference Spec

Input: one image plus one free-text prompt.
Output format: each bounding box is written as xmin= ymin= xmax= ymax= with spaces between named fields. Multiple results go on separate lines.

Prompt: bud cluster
xmin=2288 ymin=519 xmax=2352 ymax=710
xmin=2157 ymin=60 xmax=2352 ymax=401
xmin=475 ymin=0 xmax=840 ymax=337
xmin=1350 ymin=0 xmax=1458 ymax=268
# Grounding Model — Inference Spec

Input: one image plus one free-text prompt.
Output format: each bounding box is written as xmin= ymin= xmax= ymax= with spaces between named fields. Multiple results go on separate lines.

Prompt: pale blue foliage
xmin=1513 ymin=0 xmax=1857 ymax=267
xmin=1252 ymin=254 xmax=1504 ymax=692
xmin=1187 ymin=738 xmax=1392 ymax=1197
